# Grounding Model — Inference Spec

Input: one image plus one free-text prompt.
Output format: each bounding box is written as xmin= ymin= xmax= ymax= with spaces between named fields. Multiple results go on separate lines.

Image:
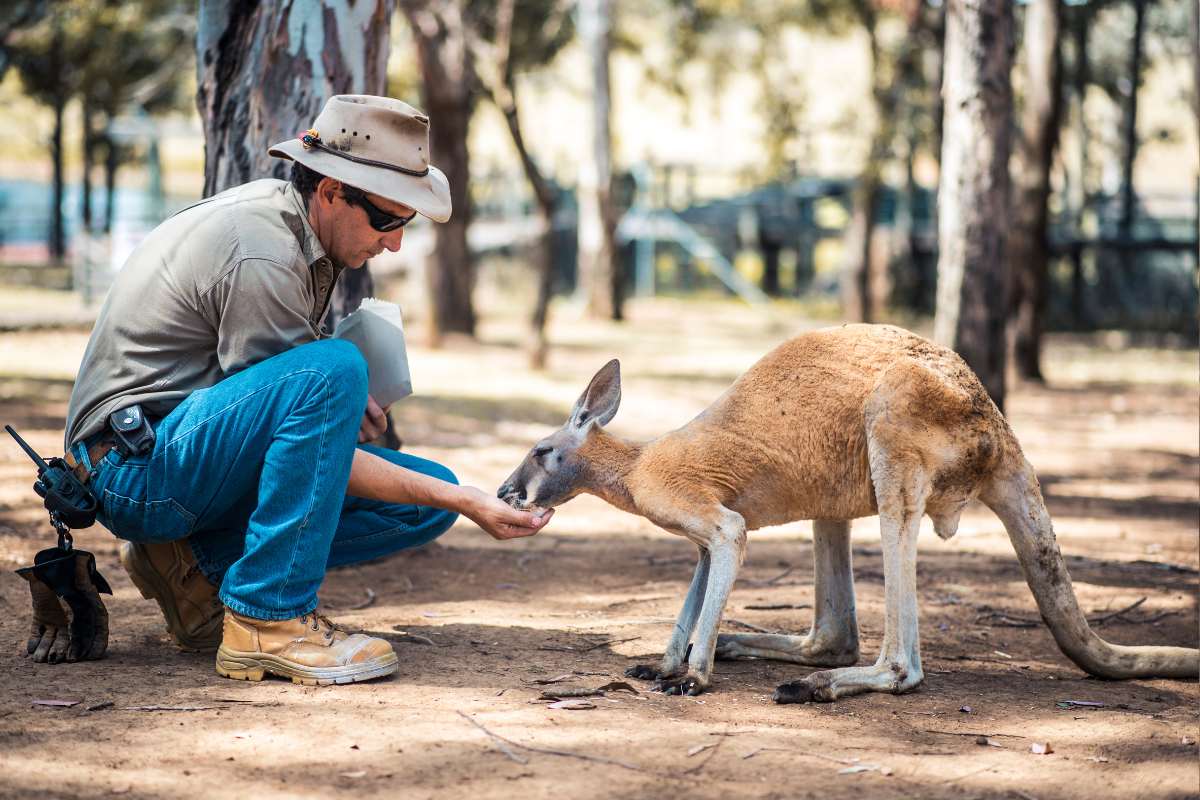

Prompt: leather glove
xmin=16 ymin=548 xmax=111 ymax=663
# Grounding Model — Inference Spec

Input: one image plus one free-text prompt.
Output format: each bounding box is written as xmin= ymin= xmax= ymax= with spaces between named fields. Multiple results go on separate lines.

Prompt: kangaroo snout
xmin=497 ymin=482 xmax=525 ymax=507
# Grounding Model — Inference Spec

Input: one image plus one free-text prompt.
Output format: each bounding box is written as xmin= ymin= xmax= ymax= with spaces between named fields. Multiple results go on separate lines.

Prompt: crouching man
xmin=60 ymin=95 xmax=551 ymax=685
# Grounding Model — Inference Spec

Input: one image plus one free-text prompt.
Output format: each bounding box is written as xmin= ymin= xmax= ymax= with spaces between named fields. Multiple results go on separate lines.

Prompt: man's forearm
xmin=347 ymin=448 xmax=469 ymax=512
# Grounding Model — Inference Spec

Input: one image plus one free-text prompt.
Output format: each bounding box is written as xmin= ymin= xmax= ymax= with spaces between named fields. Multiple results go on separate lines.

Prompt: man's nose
xmin=381 ymin=228 xmax=405 ymax=252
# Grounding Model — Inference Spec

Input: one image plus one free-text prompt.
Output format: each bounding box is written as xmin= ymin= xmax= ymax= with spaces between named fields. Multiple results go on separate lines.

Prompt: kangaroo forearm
xmin=347 ymin=448 xmax=465 ymax=511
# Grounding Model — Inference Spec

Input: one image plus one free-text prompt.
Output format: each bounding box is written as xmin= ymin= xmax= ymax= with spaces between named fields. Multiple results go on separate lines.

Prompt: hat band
xmin=300 ymin=129 xmax=430 ymax=178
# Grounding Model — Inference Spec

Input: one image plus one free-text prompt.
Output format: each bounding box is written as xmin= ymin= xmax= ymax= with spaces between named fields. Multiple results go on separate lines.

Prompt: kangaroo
xmin=497 ymin=324 xmax=1198 ymax=701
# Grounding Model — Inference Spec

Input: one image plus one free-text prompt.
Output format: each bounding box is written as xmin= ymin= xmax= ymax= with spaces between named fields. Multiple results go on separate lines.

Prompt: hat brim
xmin=269 ymin=138 xmax=452 ymax=223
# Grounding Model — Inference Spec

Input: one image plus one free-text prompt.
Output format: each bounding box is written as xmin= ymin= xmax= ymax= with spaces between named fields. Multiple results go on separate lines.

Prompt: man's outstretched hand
xmin=459 ymin=487 xmax=554 ymax=540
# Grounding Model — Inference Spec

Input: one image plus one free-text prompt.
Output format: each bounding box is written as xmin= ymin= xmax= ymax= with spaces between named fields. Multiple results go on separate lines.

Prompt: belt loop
xmin=75 ymin=440 xmax=95 ymax=473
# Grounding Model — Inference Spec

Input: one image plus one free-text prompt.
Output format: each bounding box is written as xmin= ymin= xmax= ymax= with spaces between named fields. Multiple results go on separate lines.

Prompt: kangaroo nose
xmin=497 ymin=483 xmax=526 ymax=503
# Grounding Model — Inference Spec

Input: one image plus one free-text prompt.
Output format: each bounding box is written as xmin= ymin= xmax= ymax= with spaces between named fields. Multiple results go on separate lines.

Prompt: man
xmin=61 ymin=95 xmax=551 ymax=685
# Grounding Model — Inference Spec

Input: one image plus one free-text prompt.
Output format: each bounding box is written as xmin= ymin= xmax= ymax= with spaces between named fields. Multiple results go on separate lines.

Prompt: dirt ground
xmin=0 ymin=298 xmax=1196 ymax=800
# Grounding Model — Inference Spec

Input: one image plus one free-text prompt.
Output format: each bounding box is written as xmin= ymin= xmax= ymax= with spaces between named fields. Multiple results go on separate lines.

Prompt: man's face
xmin=311 ymin=178 xmax=415 ymax=268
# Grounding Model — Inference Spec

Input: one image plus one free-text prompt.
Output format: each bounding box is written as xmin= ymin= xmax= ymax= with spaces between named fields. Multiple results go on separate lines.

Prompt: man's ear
xmin=315 ymin=176 xmax=342 ymax=206
xmin=568 ymin=359 xmax=621 ymax=429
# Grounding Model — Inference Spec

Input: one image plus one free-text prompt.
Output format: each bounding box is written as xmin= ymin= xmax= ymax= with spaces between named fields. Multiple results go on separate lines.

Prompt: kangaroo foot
xmin=653 ymin=672 xmax=708 ymax=696
xmin=716 ymin=632 xmax=859 ymax=667
xmin=774 ymin=661 xmax=923 ymax=704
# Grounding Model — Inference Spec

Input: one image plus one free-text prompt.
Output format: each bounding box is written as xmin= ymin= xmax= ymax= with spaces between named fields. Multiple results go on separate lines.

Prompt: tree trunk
xmin=933 ymin=0 xmax=1013 ymax=411
xmin=50 ymin=90 xmax=65 ymax=263
xmin=196 ymin=0 xmax=393 ymax=195
xmin=1119 ymin=0 xmax=1146 ymax=237
xmin=1008 ymin=0 xmax=1062 ymax=383
xmin=577 ymin=0 xmax=622 ymax=321
xmin=80 ymin=97 xmax=94 ymax=233
xmin=401 ymin=0 xmax=476 ymax=342
xmin=103 ymin=136 xmax=118 ymax=235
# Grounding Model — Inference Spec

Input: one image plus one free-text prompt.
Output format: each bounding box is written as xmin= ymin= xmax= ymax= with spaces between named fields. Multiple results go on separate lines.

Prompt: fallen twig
xmin=921 ymin=729 xmax=1026 ymax=740
xmin=744 ymin=603 xmax=811 ymax=611
xmin=457 ymin=711 xmax=647 ymax=772
xmin=457 ymin=712 xmax=528 ymax=764
xmin=1089 ymin=597 xmax=1146 ymax=627
xmin=726 ymin=619 xmax=774 ymax=634
xmin=741 ymin=566 xmax=796 ymax=587
xmin=539 ymin=636 xmax=641 ymax=653
xmin=121 ymin=705 xmax=227 ymax=712
xmin=344 ymin=588 xmax=378 ymax=611
xmin=683 ymin=734 xmax=725 ymax=775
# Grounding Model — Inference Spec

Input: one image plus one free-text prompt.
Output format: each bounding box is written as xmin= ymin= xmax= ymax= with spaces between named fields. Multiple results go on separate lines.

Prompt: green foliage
xmin=3 ymin=0 xmax=193 ymax=117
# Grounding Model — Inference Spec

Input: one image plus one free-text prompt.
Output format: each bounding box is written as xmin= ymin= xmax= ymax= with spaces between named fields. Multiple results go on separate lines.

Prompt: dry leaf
xmin=339 ymin=771 xmax=367 ymax=779
xmin=32 ymin=699 xmax=81 ymax=708
xmin=1087 ymin=756 xmax=1109 ymax=763
xmin=959 ymin=705 xmax=973 ymax=713
xmin=838 ymin=765 xmax=879 ymax=775
xmin=687 ymin=744 xmax=716 ymax=757
xmin=547 ymin=699 xmax=596 ymax=710
xmin=1030 ymin=742 xmax=1053 ymax=755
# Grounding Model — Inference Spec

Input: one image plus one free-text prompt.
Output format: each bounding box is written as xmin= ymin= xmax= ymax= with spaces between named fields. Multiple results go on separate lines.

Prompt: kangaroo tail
xmin=981 ymin=457 xmax=1198 ymax=680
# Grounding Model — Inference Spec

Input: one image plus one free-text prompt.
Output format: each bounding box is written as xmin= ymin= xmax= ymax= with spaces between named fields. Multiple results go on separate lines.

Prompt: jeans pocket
xmin=101 ymin=489 xmax=196 ymax=542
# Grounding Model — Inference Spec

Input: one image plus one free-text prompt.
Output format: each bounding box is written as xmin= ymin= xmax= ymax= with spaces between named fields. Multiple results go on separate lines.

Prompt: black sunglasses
xmin=341 ymin=187 xmax=417 ymax=232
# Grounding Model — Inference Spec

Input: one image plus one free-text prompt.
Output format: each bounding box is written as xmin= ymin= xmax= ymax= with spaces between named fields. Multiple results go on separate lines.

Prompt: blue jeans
xmin=80 ymin=339 xmax=459 ymax=620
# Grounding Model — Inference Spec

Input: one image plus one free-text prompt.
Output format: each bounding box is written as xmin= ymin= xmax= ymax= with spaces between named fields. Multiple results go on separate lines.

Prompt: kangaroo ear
xmin=569 ymin=359 xmax=621 ymax=429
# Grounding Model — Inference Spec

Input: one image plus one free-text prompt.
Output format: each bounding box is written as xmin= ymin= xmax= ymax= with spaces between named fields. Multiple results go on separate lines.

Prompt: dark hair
xmin=290 ymin=161 xmax=328 ymax=203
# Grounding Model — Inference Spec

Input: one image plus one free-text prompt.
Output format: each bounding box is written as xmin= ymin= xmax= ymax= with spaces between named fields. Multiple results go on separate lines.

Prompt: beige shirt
xmin=64 ymin=179 xmax=343 ymax=449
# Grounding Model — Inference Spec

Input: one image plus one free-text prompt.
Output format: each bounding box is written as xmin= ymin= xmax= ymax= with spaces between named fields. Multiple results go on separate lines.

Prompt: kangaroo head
xmin=498 ymin=359 xmax=622 ymax=512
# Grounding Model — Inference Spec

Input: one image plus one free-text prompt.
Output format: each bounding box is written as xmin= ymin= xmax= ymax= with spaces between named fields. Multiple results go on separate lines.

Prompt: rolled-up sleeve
xmin=202 ymin=257 xmax=319 ymax=376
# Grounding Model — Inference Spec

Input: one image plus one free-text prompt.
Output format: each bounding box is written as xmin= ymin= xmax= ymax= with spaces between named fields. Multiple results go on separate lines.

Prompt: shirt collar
xmin=283 ymin=182 xmax=330 ymax=268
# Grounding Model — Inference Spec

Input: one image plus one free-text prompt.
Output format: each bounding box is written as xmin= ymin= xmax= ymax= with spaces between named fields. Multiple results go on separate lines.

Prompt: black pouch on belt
xmin=109 ymin=404 xmax=155 ymax=456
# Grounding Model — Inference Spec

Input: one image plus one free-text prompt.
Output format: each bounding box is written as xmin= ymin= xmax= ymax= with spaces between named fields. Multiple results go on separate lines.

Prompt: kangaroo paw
xmin=773 ymin=678 xmax=828 ymax=704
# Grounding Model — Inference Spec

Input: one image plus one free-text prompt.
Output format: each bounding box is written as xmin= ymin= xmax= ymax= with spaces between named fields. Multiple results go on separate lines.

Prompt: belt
xmin=64 ymin=437 xmax=120 ymax=484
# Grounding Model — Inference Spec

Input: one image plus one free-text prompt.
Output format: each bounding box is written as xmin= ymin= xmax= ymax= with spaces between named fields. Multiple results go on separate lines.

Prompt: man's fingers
xmin=366 ymin=395 xmax=387 ymax=425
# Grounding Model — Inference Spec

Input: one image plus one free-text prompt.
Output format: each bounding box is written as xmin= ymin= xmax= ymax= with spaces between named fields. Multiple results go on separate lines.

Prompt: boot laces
xmin=300 ymin=611 xmax=337 ymax=640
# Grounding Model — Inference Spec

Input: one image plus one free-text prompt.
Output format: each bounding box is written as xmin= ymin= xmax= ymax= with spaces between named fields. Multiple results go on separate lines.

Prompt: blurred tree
xmin=3 ymin=2 xmax=76 ymax=262
xmin=1007 ymin=0 xmax=1062 ymax=383
xmin=934 ymin=0 xmax=1013 ymax=410
xmin=196 ymin=0 xmax=394 ymax=336
xmin=466 ymin=0 xmax=574 ymax=367
xmin=577 ymin=0 xmax=622 ymax=320
xmin=399 ymin=0 xmax=477 ymax=342
xmin=77 ymin=3 xmax=193 ymax=233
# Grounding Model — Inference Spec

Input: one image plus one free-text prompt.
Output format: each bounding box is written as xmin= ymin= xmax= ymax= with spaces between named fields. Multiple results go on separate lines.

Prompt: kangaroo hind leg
xmin=717 ymin=519 xmax=859 ymax=667
xmin=776 ymin=455 xmax=929 ymax=703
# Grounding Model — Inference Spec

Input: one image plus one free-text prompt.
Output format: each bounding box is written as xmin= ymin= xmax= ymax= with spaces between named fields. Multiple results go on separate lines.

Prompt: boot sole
xmin=215 ymin=645 xmax=399 ymax=686
xmin=120 ymin=542 xmax=222 ymax=652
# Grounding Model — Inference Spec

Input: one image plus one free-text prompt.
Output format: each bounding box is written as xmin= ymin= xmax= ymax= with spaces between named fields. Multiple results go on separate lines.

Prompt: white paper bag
xmin=331 ymin=298 xmax=413 ymax=407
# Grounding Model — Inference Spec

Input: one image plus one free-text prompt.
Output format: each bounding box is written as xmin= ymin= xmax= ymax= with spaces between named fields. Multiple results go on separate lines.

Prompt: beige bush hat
xmin=269 ymin=95 xmax=452 ymax=223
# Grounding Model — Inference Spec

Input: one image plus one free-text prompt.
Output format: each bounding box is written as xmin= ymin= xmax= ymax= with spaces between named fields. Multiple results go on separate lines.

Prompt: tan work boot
xmin=120 ymin=540 xmax=223 ymax=652
xmin=215 ymin=609 xmax=398 ymax=685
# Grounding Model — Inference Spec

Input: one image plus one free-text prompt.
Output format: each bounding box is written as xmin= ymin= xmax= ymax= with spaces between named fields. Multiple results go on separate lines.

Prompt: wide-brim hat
xmin=269 ymin=95 xmax=451 ymax=223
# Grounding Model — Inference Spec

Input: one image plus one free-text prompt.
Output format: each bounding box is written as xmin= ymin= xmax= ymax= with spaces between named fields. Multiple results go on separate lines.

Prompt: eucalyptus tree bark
xmin=196 ymin=0 xmax=393 ymax=321
xmin=400 ymin=0 xmax=476 ymax=342
xmin=577 ymin=0 xmax=622 ymax=321
xmin=1008 ymin=0 xmax=1062 ymax=383
xmin=933 ymin=0 xmax=1013 ymax=411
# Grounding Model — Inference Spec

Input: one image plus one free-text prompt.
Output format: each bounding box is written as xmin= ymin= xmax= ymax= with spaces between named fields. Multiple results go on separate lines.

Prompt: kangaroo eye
xmin=533 ymin=446 xmax=553 ymax=460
